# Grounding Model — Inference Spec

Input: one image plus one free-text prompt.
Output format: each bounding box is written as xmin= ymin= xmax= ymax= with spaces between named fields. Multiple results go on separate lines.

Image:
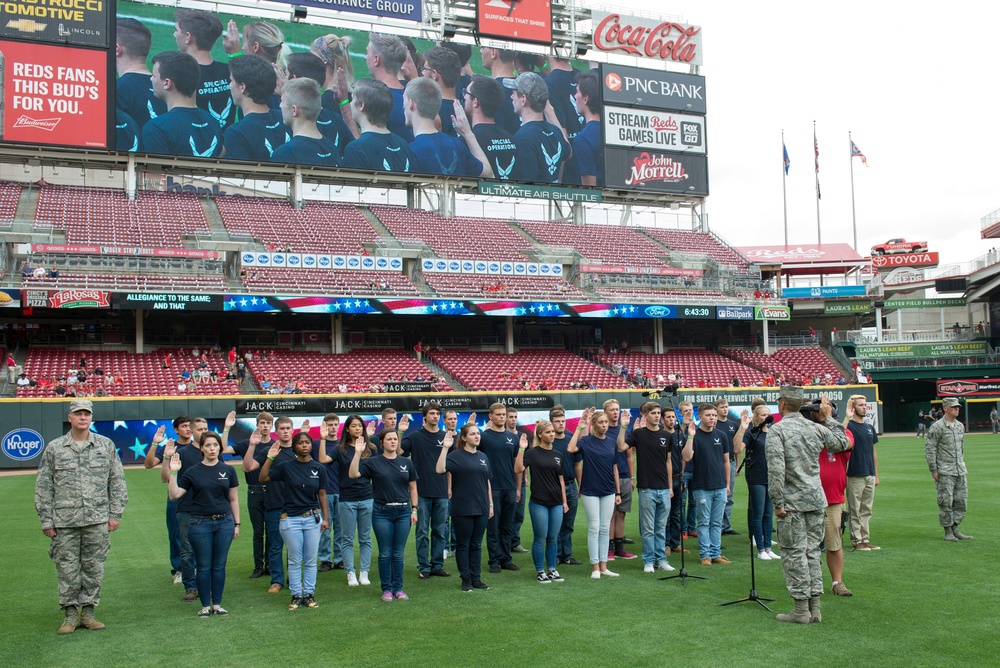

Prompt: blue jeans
xmin=280 ymin=514 xmax=321 ymax=596
xmin=416 ymin=496 xmax=448 ymax=574
xmin=692 ymin=488 xmax=726 ymax=559
xmin=176 ymin=511 xmax=197 ymax=591
xmin=318 ymin=493 xmax=343 ymax=565
xmin=747 ymin=483 xmax=774 ymax=550
xmin=187 ymin=515 xmax=235 ymax=607
xmin=338 ymin=499 xmax=373 ymax=575
xmin=723 ymin=461 xmax=736 ymax=531
xmin=528 ymin=501 xmax=563 ymax=573
xmin=264 ymin=508 xmax=285 ymax=586
xmin=683 ymin=471 xmax=697 ymax=532
xmin=557 ymin=481 xmax=579 ymax=561
xmin=638 ymin=487 xmax=671 ymax=566
xmin=453 ymin=514 xmax=489 ymax=581
xmin=372 ymin=504 xmax=411 ymax=593
xmin=166 ymin=497 xmax=181 ymax=573
xmin=667 ymin=478 xmax=684 ymax=549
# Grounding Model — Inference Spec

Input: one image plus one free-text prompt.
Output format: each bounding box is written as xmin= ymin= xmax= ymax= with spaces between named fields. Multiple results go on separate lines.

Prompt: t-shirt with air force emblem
xmin=343 ymin=131 xmax=414 ymax=172
xmin=472 ymin=123 xmax=517 ymax=181
xmin=512 ymin=120 xmax=571 ymax=183
xmin=479 ymin=427 xmax=518 ymax=491
xmin=446 ymin=448 xmax=493 ymax=516
xmin=197 ymin=60 xmax=238 ymax=129
xmin=358 ymin=455 xmax=418 ymax=505
xmin=626 ymin=427 xmax=671 ymax=490
xmin=141 ymin=107 xmax=224 ymax=157
xmin=267 ymin=458 xmax=327 ymax=515
xmin=402 ymin=428 xmax=448 ymax=498
xmin=223 ymin=110 xmax=288 ymax=161
xmin=689 ymin=427 xmax=728 ymax=491
xmin=177 ymin=461 xmax=238 ymax=516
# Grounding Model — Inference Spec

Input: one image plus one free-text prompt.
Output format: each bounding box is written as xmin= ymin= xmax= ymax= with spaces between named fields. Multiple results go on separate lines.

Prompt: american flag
xmin=851 ymin=140 xmax=868 ymax=167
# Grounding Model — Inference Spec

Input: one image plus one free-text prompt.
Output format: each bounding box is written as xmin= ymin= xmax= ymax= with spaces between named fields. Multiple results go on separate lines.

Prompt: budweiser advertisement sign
xmin=871 ymin=252 xmax=939 ymax=269
xmin=0 ymin=40 xmax=108 ymax=149
xmin=601 ymin=63 xmax=706 ymax=114
xmin=48 ymin=289 xmax=111 ymax=309
xmin=938 ymin=379 xmax=1000 ymax=397
xmin=604 ymin=106 xmax=706 ymax=154
xmin=604 ymin=148 xmax=708 ymax=195
xmin=592 ymin=11 xmax=703 ymax=66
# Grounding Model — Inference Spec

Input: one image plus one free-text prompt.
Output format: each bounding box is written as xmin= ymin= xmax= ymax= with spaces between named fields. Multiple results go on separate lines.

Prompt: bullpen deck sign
xmin=601 ymin=63 xmax=706 ymax=114
xmin=604 ymin=107 xmax=705 ymax=154
xmin=604 ymin=148 xmax=708 ymax=195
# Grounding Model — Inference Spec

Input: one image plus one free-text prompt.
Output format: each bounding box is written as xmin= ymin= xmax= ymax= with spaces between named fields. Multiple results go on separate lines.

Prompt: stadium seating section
xmin=591 ymin=287 xmax=729 ymax=303
xmin=370 ymin=205 xmax=530 ymax=261
xmin=428 ymin=349 xmax=628 ymax=391
xmin=640 ymin=227 xmax=750 ymax=270
xmin=596 ymin=351 xmax=763 ymax=388
xmin=518 ymin=220 xmax=669 ymax=267
xmin=241 ymin=268 xmax=419 ymax=296
xmin=425 ymin=274 xmax=587 ymax=300
xmin=0 ymin=181 xmax=21 ymax=223
xmin=26 ymin=273 xmax=226 ymax=291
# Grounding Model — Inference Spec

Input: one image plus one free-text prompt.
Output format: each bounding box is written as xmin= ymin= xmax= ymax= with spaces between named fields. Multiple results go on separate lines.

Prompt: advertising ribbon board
xmin=604 ymin=106 xmax=706 ymax=154
xmin=478 ymin=181 xmax=601 ymax=202
xmin=856 ymin=342 xmax=988 ymax=360
xmin=476 ymin=0 xmax=551 ymax=44
xmin=883 ymin=298 xmax=966 ymax=309
xmin=755 ymin=305 xmax=790 ymax=321
xmin=937 ymin=379 xmax=1000 ymax=397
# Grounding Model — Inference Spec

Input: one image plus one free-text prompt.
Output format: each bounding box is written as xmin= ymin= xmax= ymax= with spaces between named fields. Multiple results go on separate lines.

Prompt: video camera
xmin=799 ymin=398 xmax=838 ymax=421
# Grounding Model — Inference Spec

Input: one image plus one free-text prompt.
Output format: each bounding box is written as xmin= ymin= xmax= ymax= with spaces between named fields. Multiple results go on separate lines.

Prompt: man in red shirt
xmin=808 ymin=399 xmax=855 ymax=596
xmin=227 ymin=347 xmax=238 ymax=372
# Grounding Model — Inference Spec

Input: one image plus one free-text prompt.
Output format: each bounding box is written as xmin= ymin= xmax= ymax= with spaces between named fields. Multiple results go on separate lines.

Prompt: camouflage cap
xmin=69 ymin=399 xmax=93 ymax=413
xmin=942 ymin=397 xmax=960 ymax=408
xmin=779 ymin=386 xmax=804 ymax=402
xmin=502 ymin=72 xmax=549 ymax=107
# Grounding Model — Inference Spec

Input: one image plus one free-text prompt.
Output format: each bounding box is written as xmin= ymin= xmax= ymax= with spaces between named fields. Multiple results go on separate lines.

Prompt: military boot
xmin=58 ymin=606 xmax=79 ymax=634
xmin=952 ymin=526 xmax=974 ymax=540
xmin=808 ymin=596 xmax=822 ymax=623
xmin=943 ymin=526 xmax=958 ymax=542
xmin=79 ymin=605 xmax=105 ymax=630
xmin=775 ymin=598 xmax=811 ymax=624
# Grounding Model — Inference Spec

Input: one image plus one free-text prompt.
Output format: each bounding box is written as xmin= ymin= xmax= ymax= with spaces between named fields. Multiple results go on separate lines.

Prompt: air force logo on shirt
xmin=505 ymin=437 xmax=514 ymax=445
xmin=554 ymin=456 xmax=562 ymax=466
xmin=399 ymin=464 xmax=409 ymax=473
xmin=311 ymin=469 xmax=319 ymax=477
xmin=659 ymin=438 xmax=668 ymax=447
xmin=713 ymin=438 xmax=722 ymax=446
xmin=219 ymin=471 xmax=228 ymax=479
xmin=479 ymin=458 xmax=488 ymax=467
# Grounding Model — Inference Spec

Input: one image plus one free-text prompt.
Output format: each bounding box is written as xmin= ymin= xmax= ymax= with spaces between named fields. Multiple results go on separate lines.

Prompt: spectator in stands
xmin=404 ymin=78 xmax=493 ymax=178
xmin=5 ymin=353 xmax=15 ymax=383
xmin=285 ymin=52 xmax=356 ymax=154
xmin=16 ymin=373 xmax=30 ymax=388
xmin=573 ymin=72 xmax=602 ymax=187
xmin=143 ymin=51 xmax=224 ymax=157
xmin=209 ymin=369 xmax=219 ymax=382
xmin=48 ymin=264 xmax=59 ymax=279
xmin=260 ymin=377 xmax=271 ymax=392
xmin=33 ymin=265 xmax=47 ymax=280
xmin=422 ymin=47 xmax=463 ymax=137
xmin=116 ymin=18 xmax=168 ymax=134
xmin=236 ymin=360 xmax=246 ymax=382
xmin=173 ymin=9 xmax=236 ymax=129
xmin=731 ymin=376 xmax=740 ymax=388
xmin=413 ymin=341 xmax=423 ymax=362
xmin=504 ymin=73 xmax=571 ymax=183
xmin=270 ymin=78 xmax=342 ymax=167
xmin=365 ymin=33 xmax=412 ymax=141
xmin=224 ymin=55 xmax=288 ymax=161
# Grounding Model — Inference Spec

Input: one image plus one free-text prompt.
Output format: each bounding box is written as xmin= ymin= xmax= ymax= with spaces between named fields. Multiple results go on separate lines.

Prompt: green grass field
xmin=3 ymin=434 xmax=998 ymax=667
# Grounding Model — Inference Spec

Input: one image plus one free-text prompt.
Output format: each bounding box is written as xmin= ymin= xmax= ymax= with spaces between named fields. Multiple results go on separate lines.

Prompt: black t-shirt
xmin=263 ymin=447 xmax=297 ymax=510
xmin=342 ymin=131 xmax=414 ymax=172
xmin=522 ymin=446 xmax=564 ymax=507
xmin=627 ymin=427 xmax=671 ymax=489
xmin=512 ymin=120 xmax=571 ymax=183
xmin=270 ymin=135 xmax=343 ymax=167
xmin=223 ymin=110 xmax=288 ymax=162
xmin=316 ymin=108 xmax=355 ymax=155
xmin=115 ymin=109 xmax=139 ymax=152
xmin=116 ymin=71 xmax=167 ymax=132
xmin=330 ymin=446 xmax=374 ymax=502
xmin=197 ymin=60 xmax=238 ymax=130
xmin=141 ymin=107 xmax=224 ymax=157
xmin=155 ymin=441 xmax=202 ymax=512
xmin=267 ymin=458 xmax=327 ymax=516
xmin=666 ymin=429 xmax=685 ymax=479
xmin=742 ymin=429 xmax=769 ymax=486
xmin=472 ymin=123 xmax=518 ymax=180
xmin=401 ymin=428 xmax=447 ymax=498
xmin=231 ymin=437 xmax=274 ymax=485
xmin=479 ymin=428 xmax=518 ymax=491
xmin=493 ymin=76 xmax=520 ymax=136
xmin=177 ymin=461 xmax=238 ymax=516
xmin=576 ymin=434 xmax=617 ymax=497
xmin=551 ymin=433 xmax=582 ymax=483
xmin=311 ymin=439 xmax=340 ymax=495
xmin=846 ymin=420 xmax=878 ymax=477
xmin=358 ymin=455 xmax=417 ymax=505
xmin=690 ymin=428 xmax=728 ymax=491
xmin=446 ymin=448 xmax=492 ymax=516
xmin=716 ymin=418 xmax=738 ymax=459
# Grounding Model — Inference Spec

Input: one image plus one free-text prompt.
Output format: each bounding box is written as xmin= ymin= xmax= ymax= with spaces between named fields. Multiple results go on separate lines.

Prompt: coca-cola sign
xmin=592 ymin=12 xmax=703 ymax=65
xmin=48 ymin=289 xmax=111 ymax=309
xmin=604 ymin=148 xmax=708 ymax=195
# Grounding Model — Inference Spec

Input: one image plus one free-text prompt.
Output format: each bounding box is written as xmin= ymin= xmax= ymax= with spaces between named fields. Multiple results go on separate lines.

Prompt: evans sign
xmin=601 ymin=64 xmax=706 ymax=114
xmin=2 ymin=428 xmax=45 ymax=461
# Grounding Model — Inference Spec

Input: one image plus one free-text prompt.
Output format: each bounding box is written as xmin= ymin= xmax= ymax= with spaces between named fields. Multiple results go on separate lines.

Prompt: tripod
xmin=719 ymin=475 xmax=774 ymax=611
xmin=661 ymin=478 xmax=707 ymax=586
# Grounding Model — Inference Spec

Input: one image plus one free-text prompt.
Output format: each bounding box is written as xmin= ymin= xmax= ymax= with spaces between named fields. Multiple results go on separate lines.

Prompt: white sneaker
xmin=591 ymin=570 xmax=601 ymax=579
xmin=443 ymin=549 xmax=449 ymax=559
xmin=657 ymin=561 xmax=675 ymax=572
xmin=347 ymin=571 xmax=359 ymax=587
xmin=359 ymin=571 xmax=371 ymax=585
xmin=173 ymin=572 xmax=182 ymax=585
xmin=644 ymin=563 xmax=655 ymax=573
xmin=765 ymin=549 xmax=781 ymax=560
xmin=600 ymin=569 xmax=619 ymax=577
xmin=758 ymin=551 xmax=772 ymax=560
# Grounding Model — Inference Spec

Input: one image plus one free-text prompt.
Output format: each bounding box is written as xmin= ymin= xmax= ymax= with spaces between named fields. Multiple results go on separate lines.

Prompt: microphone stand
xmin=660 ymin=477 xmax=707 ymax=586
xmin=719 ymin=428 xmax=774 ymax=611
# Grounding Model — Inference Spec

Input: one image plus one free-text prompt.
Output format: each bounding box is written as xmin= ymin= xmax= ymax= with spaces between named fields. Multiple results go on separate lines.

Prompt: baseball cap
xmin=69 ymin=399 xmax=93 ymax=413
xmin=502 ymin=72 xmax=548 ymax=107
xmin=779 ymin=386 xmax=804 ymax=402
xmin=942 ymin=397 xmax=961 ymax=408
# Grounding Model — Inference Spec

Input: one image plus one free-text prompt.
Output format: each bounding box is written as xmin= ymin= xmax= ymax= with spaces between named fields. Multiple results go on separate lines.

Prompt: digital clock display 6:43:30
xmin=681 ymin=306 xmax=713 ymax=319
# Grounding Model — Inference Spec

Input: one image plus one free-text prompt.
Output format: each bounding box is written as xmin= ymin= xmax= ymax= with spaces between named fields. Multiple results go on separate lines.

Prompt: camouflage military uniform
xmin=34 ymin=431 xmax=128 ymax=609
xmin=766 ymin=413 xmax=850 ymax=600
xmin=925 ymin=418 xmax=967 ymax=528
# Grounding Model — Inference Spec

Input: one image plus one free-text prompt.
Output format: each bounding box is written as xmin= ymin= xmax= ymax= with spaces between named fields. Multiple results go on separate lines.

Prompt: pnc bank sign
xmin=601 ymin=64 xmax=706 ymax=115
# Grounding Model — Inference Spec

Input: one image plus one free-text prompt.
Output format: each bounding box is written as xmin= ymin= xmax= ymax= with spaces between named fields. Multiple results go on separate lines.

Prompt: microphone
xmin=749 ymin=415 xmax=774 ymax=434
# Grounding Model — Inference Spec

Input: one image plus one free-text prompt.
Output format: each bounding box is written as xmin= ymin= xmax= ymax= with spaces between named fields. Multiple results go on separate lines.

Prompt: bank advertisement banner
xmin=601 ymin=63 xmax=706 ymax=114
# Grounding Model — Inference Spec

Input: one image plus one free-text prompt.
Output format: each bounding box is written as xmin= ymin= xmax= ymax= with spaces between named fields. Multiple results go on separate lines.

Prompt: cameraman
xmin=734 ymin=400 xmax=779 ymax=560
xmin=803 ymin=397 xmax=855 ymax=597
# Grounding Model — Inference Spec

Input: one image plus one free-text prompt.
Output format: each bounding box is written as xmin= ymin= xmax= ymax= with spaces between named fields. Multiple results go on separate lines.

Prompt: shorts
xmin=616 ymin=477 xmax=633 ymax=513
xmin=824 ymin=503 xmax=845 ymax=551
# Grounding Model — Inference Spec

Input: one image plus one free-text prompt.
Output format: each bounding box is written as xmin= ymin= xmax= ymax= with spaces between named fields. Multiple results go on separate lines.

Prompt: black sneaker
xmin=561 ymin=557 xmax=583 ymax=566
xmin=546 ymin=569 xmax=564 ymax=582
xmin=722 ymin=529 xmax=740 ymax=536
xmin=303 ymin=594 xmax=318 ymax=609
xmin=536 ymin=572 xmax=551 ymax=584
xmin=471 ymin=580 xmax=490 ymax=590
xmin=332 ymin=562 xmax=345 ymax=570
xmin=318 ymin=562 xmax=332 ymax=572
xmin=430 ymin=569 xmax=451 ymax=577
xmin=501 ymin=562 xmax=520 ymax=571
xmin=489 ymin=565 xmax=501 ymax=573
xmin=288 ymin=596 xmax=301 ymax=611
xmin=249 ymin=568 xmax=265 ymax=579
xmin=622 ymin=537 xmax=636 ymax=545
xmin=461 ymin=579 xmax=473 ymax=592
xmin=418 ymin=571 xmax=431 ymax=579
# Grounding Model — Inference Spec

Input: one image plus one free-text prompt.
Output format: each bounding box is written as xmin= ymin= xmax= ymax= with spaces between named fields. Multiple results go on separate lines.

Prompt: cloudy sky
xmin=599 ymin=0 xmax=1000 ymax=269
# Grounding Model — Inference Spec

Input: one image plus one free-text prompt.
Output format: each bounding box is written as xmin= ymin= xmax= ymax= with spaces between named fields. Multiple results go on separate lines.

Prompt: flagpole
xmin=849 ymin=131 xmax=858 ymax=252
xmin=814 ymin=120 xmax=821 ymax=245
xmin=782 ymin=129 xmax=788 ymax=246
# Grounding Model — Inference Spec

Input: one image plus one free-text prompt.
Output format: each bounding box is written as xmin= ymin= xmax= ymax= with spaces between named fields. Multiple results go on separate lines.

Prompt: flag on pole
xmin=851 ymin=140 xmax=868 ymax=166
xmin=814 ymin=128 xmax=821 ymax=199
xmin=783 ymin=143 xmax=790 ymax=175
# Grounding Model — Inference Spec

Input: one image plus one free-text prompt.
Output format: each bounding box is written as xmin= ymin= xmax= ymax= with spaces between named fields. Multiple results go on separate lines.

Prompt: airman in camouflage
xmin=766 ymin=387 xmax=851 ymax=624
xmin=34 ymin=400 xmax=128 ymax=634
xmin=925 ymin=397 xmax=971 ymax=541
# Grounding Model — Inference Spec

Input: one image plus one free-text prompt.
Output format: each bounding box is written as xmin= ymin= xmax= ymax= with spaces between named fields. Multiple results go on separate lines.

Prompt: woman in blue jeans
xmin=514 ymin=420 xmax=568 ymax=584
xmin=261 ymin=433 xmax=329 ymax=610
xmin=735 ymin=404 xmax=780 ymax=560
xmin=331 ymin=415 xmax=377 ymax=586
xmin=350 ymin=429 xmax=417 ymax=601
xmin=168 ymin=431 xmax=239 ymax=617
